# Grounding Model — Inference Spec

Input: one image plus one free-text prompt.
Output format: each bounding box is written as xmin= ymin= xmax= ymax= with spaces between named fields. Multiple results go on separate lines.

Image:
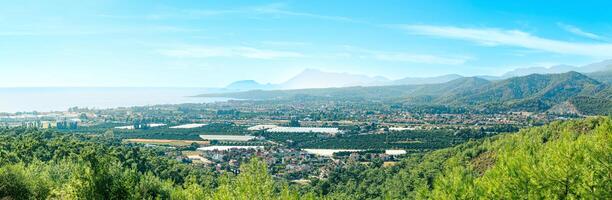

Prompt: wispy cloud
xmin=259 ymin=41 xmax=311 ymax=47
xmin=0 ymin=25 xmax=201 ymax=37
xmin=399 ymin=24 xmax=612 ymax=57
xmin=0 ymin=31 xmax=42 ymax=36
xmin=98 ymin=3 xmax=361 ymax=23
xmin=557 ymin=22 xmax=605 ymax=40
xmin=249 ymin=3 xmax=361 ymax=23
xmin=158 ymin=46 xmax=304 ymax=59
xmin=97 ymin=9 xmax=242 ymax=20
xmin=372 ymin=52 xmax=469 ymax=65
xmin=344 ymin=46 xmax=470 ymax=65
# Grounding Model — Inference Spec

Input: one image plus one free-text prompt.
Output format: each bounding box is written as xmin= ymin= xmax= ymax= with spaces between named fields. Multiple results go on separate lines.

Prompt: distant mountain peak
xmin=226 ymin=80 xmax=259 ymax=87
xmin=225 ymin=80 xmax=275 ymax=91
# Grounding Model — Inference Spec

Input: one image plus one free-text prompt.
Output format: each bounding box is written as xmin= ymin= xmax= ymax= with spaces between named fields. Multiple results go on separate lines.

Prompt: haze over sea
xmin=0 ymin=88 xmax=227 ymax=113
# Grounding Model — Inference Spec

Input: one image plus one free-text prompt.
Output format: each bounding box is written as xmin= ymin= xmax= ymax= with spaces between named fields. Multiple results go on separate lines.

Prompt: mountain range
xmin=200 ymin=71 xmax=611 ymax=115
xmin=221 ymin=69 xmax=465 ymax=91
xmin=219 ymin=69 xmax=393 ymax=91
xmin=499 ymin=59 xmax=612 ymax=79
xmin=219 ymin=59 xmax=612 ymax=92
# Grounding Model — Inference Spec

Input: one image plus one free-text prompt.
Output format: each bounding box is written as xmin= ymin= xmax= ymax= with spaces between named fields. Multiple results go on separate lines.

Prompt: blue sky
xmin=1 ymin=0 xmax=611 ymax=87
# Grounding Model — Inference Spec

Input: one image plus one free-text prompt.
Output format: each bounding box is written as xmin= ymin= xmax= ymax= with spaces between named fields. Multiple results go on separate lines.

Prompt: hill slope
xmin=315 ymin=117 xmax=611 ymax=199
xmin=587 ymin=69 xmax=612 ymax=84
xmin=423 ymin=117 xmax=612 ymax=199
xmin=444 ymin=71 xmax=607 ymax=111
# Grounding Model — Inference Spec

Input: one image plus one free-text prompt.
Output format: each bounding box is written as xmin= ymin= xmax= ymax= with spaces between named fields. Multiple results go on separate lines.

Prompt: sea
xmin=0 ymin=87 xmax=230 ymax=113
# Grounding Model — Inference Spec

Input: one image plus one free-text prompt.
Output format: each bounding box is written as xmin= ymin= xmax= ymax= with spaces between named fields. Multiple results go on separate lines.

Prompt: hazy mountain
xmin=204 ymin=76 xmax=490 ymax=101
xmin=475 ymin=75 xmax=505 ymax=80
xmin=276 ymin=70 xmax=466 ymax=88
xmin=391 ymin=74 xmax=463 ymax=85
xmin=499 ymin=59 xmax=612 ymax=78
xmin=586 ymin=68 xmax=612 ymax=84
xmin=223 ymin=69 xmax=464 ymax=91
xmin=219 ymin=59 xmax=612 ymax=92
xmin=202 ymin=72 xmax=610 ymax=114
xmin=501 ymin=65 xmax=576 ymax=77
xmin=225 ymin=80 xmax=276 ymax=91
xmin=279 ymin=69 xmax=390 ymax=89
xmin=580 ymin=59 xmax=612 ymax=72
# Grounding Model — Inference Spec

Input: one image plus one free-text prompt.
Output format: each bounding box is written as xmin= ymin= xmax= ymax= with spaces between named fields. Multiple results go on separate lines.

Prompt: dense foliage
xmin=425 ymin=116 xmax=611 ymax=199
xmin=0 ymin=128 xmax=307 ymax=200
xmin=309 ymin=117 xmax=611 ymax=199
xmin=569 ymin=96 xmax=612 ymax=115
xmin=298 ymin=130 xmax=466 ymax=149
xmin=62 ymin=123 xmax=249 ymax=140
xmin=263 ymin=127 xmax=511 ymax=150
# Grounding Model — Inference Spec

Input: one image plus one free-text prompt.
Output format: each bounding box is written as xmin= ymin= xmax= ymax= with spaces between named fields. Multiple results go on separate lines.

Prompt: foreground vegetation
xmin=312 ymin=116 xmax=611 ymax=199
xmin=0 ymin=128 xmax=307 ymax=199
xmin=1 ymin=117 xmax=610 ymax=199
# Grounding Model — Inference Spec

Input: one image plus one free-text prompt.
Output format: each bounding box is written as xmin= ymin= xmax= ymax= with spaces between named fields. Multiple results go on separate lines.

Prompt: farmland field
xmin=123 ymin=138 xmax=210 ymax=146
xmin=114 ymin=123 xmax=249 ymax=140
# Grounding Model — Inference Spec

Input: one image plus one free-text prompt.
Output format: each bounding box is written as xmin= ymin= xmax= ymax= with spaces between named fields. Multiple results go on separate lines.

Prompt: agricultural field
xmin=113 ymin=123 xmax=249 ymax=140
xmin=302 ymin=130 xmax=468 ymax=149
xmin=262 ymin=129 xmax=473 ymax=150
xmin=267 ymin=127 xmax=340 ymax=134
xmin=123 ymin=138 xmax=210 ymax=146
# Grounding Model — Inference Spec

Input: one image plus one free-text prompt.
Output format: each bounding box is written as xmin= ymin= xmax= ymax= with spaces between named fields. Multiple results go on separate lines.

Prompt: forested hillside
xmin=444 ymin=71 xmax=606 ymax=111
xmin=423 ymin=116 xmax=611 ymax=199
xmin=1 ymin=117 xmax=610 ymax=199
xmin=309 ymin=116 xmax=611 ymax=199
xmin=0 ymin=129 xmax=309 ymax=200
xmin=587 ymin=68 xmax=612 ymax=84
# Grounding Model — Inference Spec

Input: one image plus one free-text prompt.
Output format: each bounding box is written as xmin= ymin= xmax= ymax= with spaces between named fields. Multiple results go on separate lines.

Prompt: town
xmin=0 ymin=97 xmax=580 ymax=182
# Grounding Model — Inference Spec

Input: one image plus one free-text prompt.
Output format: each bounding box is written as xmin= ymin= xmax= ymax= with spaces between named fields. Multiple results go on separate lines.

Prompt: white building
xmin=385 ymin=150 xmax=407 ymax=155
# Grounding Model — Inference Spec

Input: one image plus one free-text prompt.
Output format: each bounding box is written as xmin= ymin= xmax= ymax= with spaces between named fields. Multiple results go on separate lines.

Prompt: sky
xmin=1 ymin=0 xmax=611 ymax=87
